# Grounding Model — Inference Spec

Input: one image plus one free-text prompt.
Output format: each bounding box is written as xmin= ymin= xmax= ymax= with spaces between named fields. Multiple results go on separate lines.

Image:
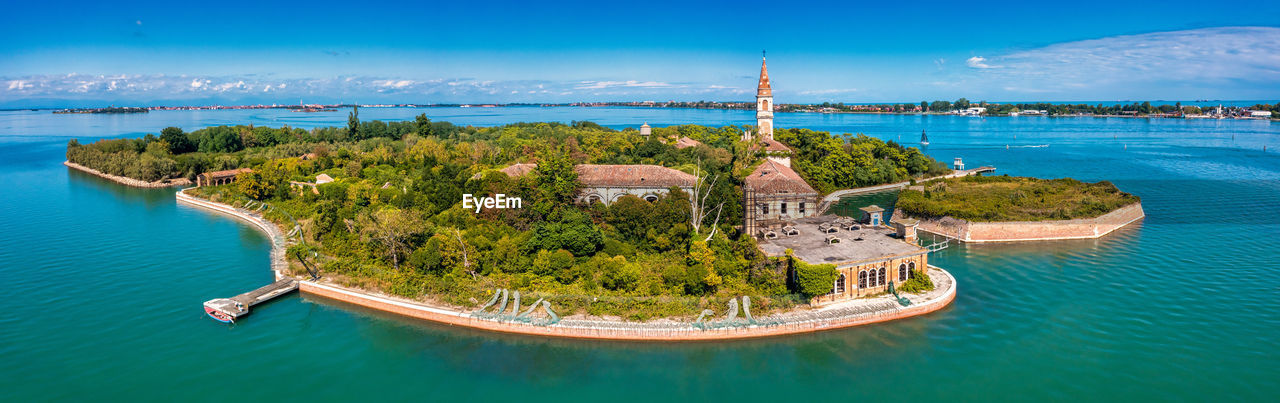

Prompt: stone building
xmin=756 ymin=216 xmax=928 ymax=306
xmin=499 ymin=163 xmax=696 ymax=205
xmin=196 ymin=168 xmax=252 ymax=187
xmin=743 ymin=159 xmax=820 ymax=237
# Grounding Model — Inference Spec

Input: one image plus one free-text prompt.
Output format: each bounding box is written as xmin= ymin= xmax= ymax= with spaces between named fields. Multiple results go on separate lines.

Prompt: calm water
xmin=1 ymin=107 xmax=1277 ymax=401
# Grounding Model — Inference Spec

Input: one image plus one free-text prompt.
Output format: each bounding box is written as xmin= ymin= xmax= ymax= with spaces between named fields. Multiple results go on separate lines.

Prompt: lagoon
xmin=1 ymin=107 xmax=1277 ymax=400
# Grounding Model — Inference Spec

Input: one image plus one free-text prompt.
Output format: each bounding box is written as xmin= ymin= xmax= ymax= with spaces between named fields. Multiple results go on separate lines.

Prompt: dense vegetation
xmin=895 ymin=175 xmax=1140 ymax=222
xmin=71 ymin=113 xmax=945 ymax=319
xmin=774 ymin=128 xmax=950 ymax=194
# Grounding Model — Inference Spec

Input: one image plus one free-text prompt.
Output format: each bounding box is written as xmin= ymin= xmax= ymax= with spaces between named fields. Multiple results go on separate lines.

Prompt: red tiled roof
xmin=758 ymin=137 xmax=791 ymax=153
xmin=499 ymin=163 xmax=696 ymax=188
xmin=674 ymin=136 xmax=703 ymax=149
xmin=201 ymin=168 xmax=252 ymax=179
xmin=745 ymin=159 xmax=817 ymax=195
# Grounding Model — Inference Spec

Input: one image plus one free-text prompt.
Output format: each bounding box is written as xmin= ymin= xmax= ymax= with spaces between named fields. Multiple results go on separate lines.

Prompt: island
xmin=893 ymin=175 xmax=1145 ymax=242
xmin=62 ymin=58 xmax=995 ymax=339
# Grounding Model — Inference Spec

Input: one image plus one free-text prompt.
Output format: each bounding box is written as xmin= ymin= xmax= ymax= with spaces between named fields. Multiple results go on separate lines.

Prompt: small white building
xmin=1249 ymin=110 xmax=1273 ymax=118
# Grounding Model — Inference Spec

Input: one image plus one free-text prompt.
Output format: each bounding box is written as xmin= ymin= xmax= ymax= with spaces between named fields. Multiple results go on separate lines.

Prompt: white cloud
xmin=957 ymin=26 xmax=1280 ymax=97
xmin=190 ymin=79 xmax=203 ymax=88
xmin=965 ymin=56 xmax=994 ymax=69
xmin=799 ymin=88 xmax=859 ymax=95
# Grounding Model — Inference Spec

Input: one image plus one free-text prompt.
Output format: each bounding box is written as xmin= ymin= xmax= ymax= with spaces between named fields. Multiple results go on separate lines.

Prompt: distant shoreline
xmin=64 ymin=161 xmax=191 ymax=188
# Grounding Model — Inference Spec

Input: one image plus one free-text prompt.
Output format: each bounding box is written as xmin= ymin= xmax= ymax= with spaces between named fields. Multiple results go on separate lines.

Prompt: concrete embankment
xmin=178 ymin=190 xmax=957 ymax=341
xmin=905 ymin=202 xmax=1145 ymax=243
xmin=65 ymin=161 xmax=191 ymax=188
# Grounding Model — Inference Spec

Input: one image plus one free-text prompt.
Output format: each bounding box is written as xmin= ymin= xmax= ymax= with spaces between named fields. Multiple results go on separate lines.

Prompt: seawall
xmin=178 ymin=190 xmax=957 ymax=341
xmin=65 ymin=161 xmax=191 ymax=188
xmin=907 ymin=202 xmax=1145 ymax=243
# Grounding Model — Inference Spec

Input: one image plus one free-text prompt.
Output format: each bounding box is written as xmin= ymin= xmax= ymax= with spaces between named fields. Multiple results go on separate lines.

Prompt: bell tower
xmin=754 ymin=52 xmax=774 ymax=141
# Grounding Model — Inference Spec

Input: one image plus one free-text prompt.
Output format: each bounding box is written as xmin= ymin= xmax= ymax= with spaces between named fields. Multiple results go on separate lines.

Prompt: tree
xmin=160 ymin=127 xmax=194 ymax=154
xmin=954 ymin=98 xmax=971 ymax=110
xmin=689 ymin=160 xmax=725 ymax=241
xmin=920 ymin=101 xmax=929 ymax=112
xmin=532 ymin=149 xmax=580 ymax=213
xmin=415 ymin=113 xmax=434 ymax=136
xmin=356 ymin=207 xmax=424 ymax=270
xmin=236 ymin=172 xmax=273 ymax=200
xmin=347 ymin=105 xmax=360 ymax=139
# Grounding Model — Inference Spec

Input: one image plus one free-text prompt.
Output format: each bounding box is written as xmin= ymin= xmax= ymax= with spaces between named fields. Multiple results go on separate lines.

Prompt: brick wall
xmin=909 ymin=202 xmax=1144 ymax=243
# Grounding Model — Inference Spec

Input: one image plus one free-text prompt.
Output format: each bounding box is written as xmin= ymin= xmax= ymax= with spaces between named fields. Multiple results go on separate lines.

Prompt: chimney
xmin=895 ymin=219 xmax=919 ymax=244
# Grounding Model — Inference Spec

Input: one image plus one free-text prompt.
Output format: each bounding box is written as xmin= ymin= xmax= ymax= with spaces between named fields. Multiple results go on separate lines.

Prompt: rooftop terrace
xmin=757 ymin=215 xmax=926 ymax=266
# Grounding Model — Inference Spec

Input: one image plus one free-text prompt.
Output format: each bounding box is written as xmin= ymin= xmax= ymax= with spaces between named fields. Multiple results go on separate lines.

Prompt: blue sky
xmin=2 ymin=0 xmax=1278 ymax=107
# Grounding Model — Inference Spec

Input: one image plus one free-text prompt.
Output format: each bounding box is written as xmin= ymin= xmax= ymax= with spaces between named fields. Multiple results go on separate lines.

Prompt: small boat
xmin=203 ymin=298 xmax=245 ymax=323
xmin=920 ymin=129 xmax=930 ymax=146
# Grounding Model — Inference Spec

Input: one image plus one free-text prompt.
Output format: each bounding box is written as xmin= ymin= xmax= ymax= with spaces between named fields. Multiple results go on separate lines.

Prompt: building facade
xmin=743 ymin=159 xmax=820 ymax=237
xmin=499 ymin=163 xmax=697 ymax=205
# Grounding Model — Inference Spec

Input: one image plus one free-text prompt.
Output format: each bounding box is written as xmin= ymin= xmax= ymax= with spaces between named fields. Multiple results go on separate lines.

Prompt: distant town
xmin=37 ymin=99 xmax=1279 ymax=120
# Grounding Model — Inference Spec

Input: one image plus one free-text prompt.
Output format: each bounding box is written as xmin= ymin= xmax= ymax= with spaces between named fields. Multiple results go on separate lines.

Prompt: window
xmin=761 ymin=204 xmax=769 ymax=215
xmin=877 ymin=268 xmax=886 ymax=286
xmin=908 ymin=261 xmax=916 ymax=272
xmin=858 ymin=271 xmax=867 ymax=289
xmin=799 ymin=202 xmax=806 ymax=215
xmin=899 ymin=263 xmax=908 ymax=283
xmin=781 ymin=202 xmax=788 ymax=215
xmin=834 ymin=274 xmax=846 ymax=294
xmin=643 ymin=194 xmax=658 ymax=202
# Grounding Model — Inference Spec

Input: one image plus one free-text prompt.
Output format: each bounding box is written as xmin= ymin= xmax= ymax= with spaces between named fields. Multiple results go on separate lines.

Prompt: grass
xmin=895 ymin=175 xmax=1139 ymax=222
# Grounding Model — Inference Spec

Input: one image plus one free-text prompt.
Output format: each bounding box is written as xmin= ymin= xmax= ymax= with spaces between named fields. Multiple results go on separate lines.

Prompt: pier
xmin=203 ymin=278 xmax=298 ymax=323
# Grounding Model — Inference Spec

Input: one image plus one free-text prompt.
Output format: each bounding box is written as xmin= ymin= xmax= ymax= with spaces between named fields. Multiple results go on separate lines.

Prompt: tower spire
xmin=757 ymin=53 xmax=772 ymax=97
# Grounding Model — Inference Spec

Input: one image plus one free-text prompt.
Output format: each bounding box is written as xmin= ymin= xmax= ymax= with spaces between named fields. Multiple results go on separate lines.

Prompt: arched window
xmin=643 ymin=194 xmax=659 ymax=202
xmin=878 ymin=268 xmax=886 ymax=286
xmin=834 ymin=274 xmax=846 ymax=295
xmin=899 ymin=263 xmax=908 ymax=283
xmin=858 ymin=271 xmax=867 ymax=289
xmin=586 ymin=194 xmax=602 ymax=204
xmin=908 ymin=261 xmax=916 ymax=272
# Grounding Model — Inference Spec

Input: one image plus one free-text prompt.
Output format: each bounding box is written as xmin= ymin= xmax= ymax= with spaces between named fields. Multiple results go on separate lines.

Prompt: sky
xmin=2 ymin=0 xmax=1278 ymax=107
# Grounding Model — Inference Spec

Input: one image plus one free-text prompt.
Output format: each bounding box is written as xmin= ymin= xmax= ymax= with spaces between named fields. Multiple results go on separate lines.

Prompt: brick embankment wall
xmin=908 ymin=202 xmax=1144 ymax=242
xmin=299 ymin=269 xmax=955 ymax=341
xmin=177 ymin=190 xmax=958 ymax=341
xmin=175 ymin=189 xmax=288 ymax=280
xmin=64 ymin=161 xmax=191 ymax=188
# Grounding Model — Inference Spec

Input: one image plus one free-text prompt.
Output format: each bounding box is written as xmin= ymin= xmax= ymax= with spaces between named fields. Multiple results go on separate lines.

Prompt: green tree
xmin=532 ymin=149 xmax=580 ymax=213
xmin=347 ymin=105 xmax=360 ymax=139
xmin=160 ymin=127 xmax=194 ymax=154
xmin=356 ymin=207 xmax=424 ymax=270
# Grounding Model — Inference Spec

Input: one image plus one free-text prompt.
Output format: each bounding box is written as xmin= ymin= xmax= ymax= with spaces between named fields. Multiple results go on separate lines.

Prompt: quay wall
xmin=299 ymin=270 xmax=955 ymax=341
xmin=175 ymin=189 xmax=288 ymax=279
xmin=65 ymin=161 xmax=191 ymax=188
xmin=907 ymin=202 xmax=1144 ymax=243
xmin=178 ymin=190 xmax=956 ymax=341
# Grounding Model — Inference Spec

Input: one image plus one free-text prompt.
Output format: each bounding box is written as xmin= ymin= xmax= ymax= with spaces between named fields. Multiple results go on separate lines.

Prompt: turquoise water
xmin=1 ymin=107 xmax=1278 ymax=401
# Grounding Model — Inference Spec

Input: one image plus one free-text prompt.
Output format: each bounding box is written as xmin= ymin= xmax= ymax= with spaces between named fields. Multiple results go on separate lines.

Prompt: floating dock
xmin=203 ymin=278 xmax=298 ymax=323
